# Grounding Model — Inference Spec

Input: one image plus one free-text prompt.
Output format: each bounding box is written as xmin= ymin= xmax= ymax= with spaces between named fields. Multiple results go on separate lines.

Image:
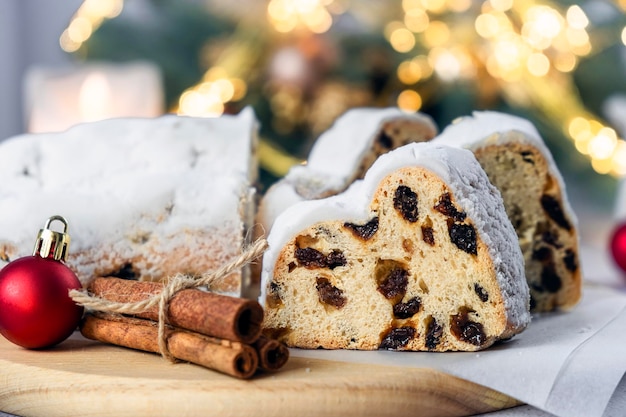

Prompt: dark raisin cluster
xmin=433 ymin=193 xmax=478 ymax=256
xmin=425 ymin=318 xmax=443 ymax=350
xmin=448 ymin=221 xmax=478 ymax=255
xmin=394 ymin=185 xmax=419 ymax=223
xmin=295 ymin=247 xmax=347 ymax=269
xmin=315 ymin=277 xmax=347 ymax=309
xmin=434 ymin=193 xmax=466 ymax=222
xmin=473 ymin=283 xmax=489 ymax=302
xmin=344 ymin=217 xmax=379 ymax=240
xmin=379 ymin=326 xmax=416 ymax=350
xmin=377 ymin=268 xmax=408 ymax=299
xmin=393 ymin=296 xmax=422 ymax=319
xmin=540 ymin=194 xmax=571 ymax=231
xmin=421 ymin=226 xmax=435 ymax=246
xmin=450 ymin=309 xmax=486 ymax=346
xmin=531 ymin=246 xmax=562 ymax=293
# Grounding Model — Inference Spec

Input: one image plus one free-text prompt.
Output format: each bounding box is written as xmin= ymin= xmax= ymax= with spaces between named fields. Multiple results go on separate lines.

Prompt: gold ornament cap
xmin=33 ymin=215 xmax=71 ymax=262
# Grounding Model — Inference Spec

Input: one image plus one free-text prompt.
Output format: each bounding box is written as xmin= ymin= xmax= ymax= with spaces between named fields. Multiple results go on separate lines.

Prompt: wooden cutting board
xmin=0 ymin=333 xmax=519 ymax=417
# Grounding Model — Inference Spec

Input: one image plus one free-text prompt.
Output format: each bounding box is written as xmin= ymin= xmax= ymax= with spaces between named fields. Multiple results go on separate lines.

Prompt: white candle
xmin=24 ymin=61 xmax=164 ymax=133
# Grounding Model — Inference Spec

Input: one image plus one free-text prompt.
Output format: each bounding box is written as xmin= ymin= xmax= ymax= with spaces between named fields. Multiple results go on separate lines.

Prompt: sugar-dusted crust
xmin=257 ymin=107 xmax=437 ymax=234
xmin=260 ymin=143 xmax=530 ymax=351
xmin=0 ymin=108 xmax=258 ymax=295
xmin=433 ymin=112 xmax=581 ymax=312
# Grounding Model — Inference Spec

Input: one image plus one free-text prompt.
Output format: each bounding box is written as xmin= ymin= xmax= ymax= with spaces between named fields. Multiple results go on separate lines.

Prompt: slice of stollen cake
xmin=433 ymin=112 xmax=581 ymax=312
xmin=260 ymin=142 xmax=530 ymax=351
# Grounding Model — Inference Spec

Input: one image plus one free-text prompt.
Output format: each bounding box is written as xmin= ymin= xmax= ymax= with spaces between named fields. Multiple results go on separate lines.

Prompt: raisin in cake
xmin=433 ymin=112 xmax=581 ymax=312
xmin=0 ymin=108 xmax=258 ymax=295
xmin=260 ymin=142 xmax=530 ymax=351
xmin=257 ymin=107 xmax=437 ymax=233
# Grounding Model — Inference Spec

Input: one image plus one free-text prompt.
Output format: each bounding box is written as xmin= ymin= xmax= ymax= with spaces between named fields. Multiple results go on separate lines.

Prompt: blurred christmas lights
xmin=267 ymin=0 xmax=341 ymax=33
xmin=60 ymin=0 xmax=123 ymax=53
xmin=388 ymin=0 xmax=625 ymax=177
xmin=61 ymin=0 xmax=626 ymax=177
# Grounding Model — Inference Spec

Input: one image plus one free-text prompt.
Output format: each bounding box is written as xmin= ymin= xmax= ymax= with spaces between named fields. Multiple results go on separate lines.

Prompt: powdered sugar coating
xmin=290 ymin=107 xmax=436 ymax=188
xmin=260 ymin=142 xmax=530 ymax=331
xmin=433 ymin=111 xmax=578 ymax=228
xmin=0 ymin=108 xmax=258 ymax=293
xmin=257 ymin=107 xmax=436 ymax=232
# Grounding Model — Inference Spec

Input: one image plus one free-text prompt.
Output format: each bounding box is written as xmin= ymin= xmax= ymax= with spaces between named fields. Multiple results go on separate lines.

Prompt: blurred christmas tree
xmin=61 ymin=0 xmax=626 ymax=204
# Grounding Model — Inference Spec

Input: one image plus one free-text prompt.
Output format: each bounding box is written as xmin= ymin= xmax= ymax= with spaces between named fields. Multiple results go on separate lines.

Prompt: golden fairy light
xmin=175 ymin=28 xmax=262 ymax=118
xmin=391 ymin=0 xmax=625 ymax=177
xmin=60 ymin=0 xmax=123 ymax=52
xmin=267 ymin=0 xmax=337 ymax=33
xmin=64 ymin=0 xmax=624 ymax=177
xmin=176 ymin=67 xmax=247 ymax=118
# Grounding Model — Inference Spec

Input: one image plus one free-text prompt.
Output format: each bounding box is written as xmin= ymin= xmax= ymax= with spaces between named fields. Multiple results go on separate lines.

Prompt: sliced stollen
xmin=433 ymin=112 xmax=581 ymax=312
xmin=0 ymin=108 xmax=258 ymax=296
xmin=260 ymin=142 xmax=530 ymax=351
xmin=257 ymin=107 xmax=437 ymax=234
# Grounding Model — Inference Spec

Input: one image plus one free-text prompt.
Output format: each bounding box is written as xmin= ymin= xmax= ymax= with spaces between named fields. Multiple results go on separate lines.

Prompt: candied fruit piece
xmin=450 ymin=310 xmax=486 ymax=346
xmin=402 ymin=238 xmax=414 ymax=253
xmin=541 ymin=263 xmax=562 ymax=293
xmin=532 ymin=246 xmax=552 ymax=262
xmin=434 ymin=193 xmax=466 ymax=222
xmin=540 ymin=195 xmax=572 ymax=231
xmin=267 ymin=281 xmax=284 ymax=308
xmin=542 ymin=229 xmax=563 ymax=248
xmin=425 ymin=318 xmax=443 ymax=350
xmin=325 ymin=250 xmax=347 ymax=269
xmin=315 ymin=277 xmax=347 ymax=309
xmin=379 ymin=326 xmax=416 ymax=350
xmin=564 ymin=249 xmax=578 ymax=272
xmin=448 ymin=221 xmax=478 ymax=255
xmin=474 ymin=283 xmax=489 ymax=302
xmin=295 ymin=247 xmax=326 ymax=268
xmin=295 ymin=247 xmax=346 ymax=269
xmin=393 ymin=296 xmax=422 ymax=319
xmin=393 ymin=185 xmax=419 ymax=223
xmin=520 ymin=150 xmax=535 ymax=164
xmin=344 ymin=217 xmax=379 ymax=240
xmin=377 ymin=267 xmax=408 ymax=300
xmin=421 ymin=226 xmax=435 ymax=246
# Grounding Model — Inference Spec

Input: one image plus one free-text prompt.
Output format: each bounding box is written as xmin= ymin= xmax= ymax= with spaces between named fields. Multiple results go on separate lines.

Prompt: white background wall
xmin=0 ymin=0 xmax=82 ymax=141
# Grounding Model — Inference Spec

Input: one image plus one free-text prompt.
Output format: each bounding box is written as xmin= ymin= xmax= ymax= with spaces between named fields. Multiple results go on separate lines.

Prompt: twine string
xmin=69 ymin=238 xmax=268 ymax=362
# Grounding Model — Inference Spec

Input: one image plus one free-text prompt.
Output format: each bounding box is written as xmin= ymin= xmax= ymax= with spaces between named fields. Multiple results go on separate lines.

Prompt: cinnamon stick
xmin=80 ymin=313 xmax=259 ymax=379
xmin=88 ymin=277 xmax=263 ymax=344
xmin=253 ymin=335 xmax=290 ymax=372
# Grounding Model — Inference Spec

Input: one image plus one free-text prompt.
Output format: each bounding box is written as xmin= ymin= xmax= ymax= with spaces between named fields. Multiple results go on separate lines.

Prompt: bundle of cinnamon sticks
xmin=79 ymin=277 xmax=289 ymax=379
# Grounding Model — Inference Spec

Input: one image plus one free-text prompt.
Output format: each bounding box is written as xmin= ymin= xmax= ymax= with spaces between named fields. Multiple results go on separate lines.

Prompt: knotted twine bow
xmin=69 ymin=238 xmax=269 ymax=362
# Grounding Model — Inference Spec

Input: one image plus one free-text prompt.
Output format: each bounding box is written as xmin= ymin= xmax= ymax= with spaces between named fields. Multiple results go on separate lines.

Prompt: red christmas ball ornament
xmin=0 ymin=215 xmax=83 ymax=349
xmin=610 ymin=222 xmax=626 ymax=274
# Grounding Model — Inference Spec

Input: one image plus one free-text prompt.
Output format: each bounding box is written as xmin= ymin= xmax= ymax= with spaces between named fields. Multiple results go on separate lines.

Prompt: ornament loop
xmin=33 ymin=215 xmax=71 ymax=262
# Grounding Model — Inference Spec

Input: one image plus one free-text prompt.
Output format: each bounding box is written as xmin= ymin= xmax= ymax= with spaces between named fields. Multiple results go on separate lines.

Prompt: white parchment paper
xmin=290 ymin=285 xmax=626 ymax=417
